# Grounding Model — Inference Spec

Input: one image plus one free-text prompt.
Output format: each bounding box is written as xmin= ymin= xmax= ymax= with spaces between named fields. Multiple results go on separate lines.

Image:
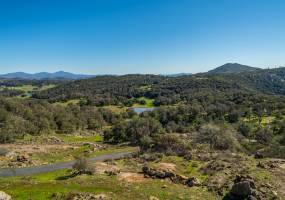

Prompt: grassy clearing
xmin=0 ymin=169 xmax=218 ymax=200
xmin=138 ymin=85 xmax=152 ymax=91
xmin=0 ymin=84 xmax=56 ymax=92
xmin=0 ymin=84 xmax=56 ymax=99
xmin=56 ymin=134 xmax=103 ymax=144
xmin=132 ymin=97 xmax=155 ymax=108
xmin=53 ymin=99 xmax=81 ymax=106
xmin=31 ymin=145 xmax=137 ymax=165
xmin=16 ymin=133 xmax=135 ymax=165
xmin=102 ymin=105 xmax=127 ymax=113
xmin=20 ymin=133 xmax=103 ymax=144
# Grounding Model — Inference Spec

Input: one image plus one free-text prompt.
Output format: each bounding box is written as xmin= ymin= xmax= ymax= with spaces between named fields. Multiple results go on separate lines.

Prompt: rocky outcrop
xmin=227 ymin=175 xmax=261 ymax=200
xmin=257 ymin=159 xmax=285 ymax=170
xmin=142 ymin=166 xmax=200 ymax=187
xmin=0 ymin=191 xmax=11 ymax=200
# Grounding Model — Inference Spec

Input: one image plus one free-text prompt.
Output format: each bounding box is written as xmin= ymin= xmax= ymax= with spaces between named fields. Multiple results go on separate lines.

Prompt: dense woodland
xmin=1 ymin=67 xmax=285 ymax=159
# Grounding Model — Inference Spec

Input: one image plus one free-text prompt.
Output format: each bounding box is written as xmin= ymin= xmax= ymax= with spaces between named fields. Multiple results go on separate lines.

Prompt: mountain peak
xmin=208 ymin=63 xmax=260 ymax=74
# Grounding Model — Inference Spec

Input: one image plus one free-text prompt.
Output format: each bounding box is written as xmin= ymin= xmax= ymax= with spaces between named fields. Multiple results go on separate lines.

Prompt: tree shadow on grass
xmin=56 ymin=172 xmax=79 ymax=180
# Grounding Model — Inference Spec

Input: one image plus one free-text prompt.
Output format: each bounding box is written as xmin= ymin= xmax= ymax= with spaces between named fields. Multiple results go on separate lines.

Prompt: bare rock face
xmin=0 ymin=191 xmax=11 ymax=200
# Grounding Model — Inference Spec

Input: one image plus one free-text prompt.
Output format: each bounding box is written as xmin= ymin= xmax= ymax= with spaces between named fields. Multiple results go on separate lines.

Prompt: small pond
xmin=133 ymin=107 xmax=156 ymax=114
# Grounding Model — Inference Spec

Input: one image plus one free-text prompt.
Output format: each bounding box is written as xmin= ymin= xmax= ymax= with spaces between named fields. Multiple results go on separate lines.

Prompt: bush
xmin=0 ymin=148 xmax=9 ymax=156
xmin=154 ymin=134 xmax=190 ymax=156
xmin=197 ymin=124 xmax=235 ymax=151
xmin=238 ymin=122 xmax=252 ymax=138
xmin=255 ymin=127 xmax=273 ymax=145
xmin=72 ymin=157 xmax=94 ymax=175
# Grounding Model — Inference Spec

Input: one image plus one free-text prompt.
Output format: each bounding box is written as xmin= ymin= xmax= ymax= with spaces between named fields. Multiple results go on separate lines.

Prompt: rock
xmin=44 ymin=136 xmax=63 ymax=144
xmin=104 ymin=168 xmax=120 ymax=176
xmin=257 ymin=159 xmax=283 ymax=169
xmin=254 ymin=152 xmax=264 ymax=159
xmin=16 ymin=154 xmax=29 ymax=162
xmin=0 ymin=191 xmax=11 ymax=200
xmin=65 ymin=192 xmax=107 ymax=200
xmin=149 ymin=196 xmax=159 ymax=200
xmin=142 ymin=166 xmax=200 ymax=187
xmin=230 ymin=181 xmax=252 ymax=197
xmin=94 ymin=194 xmax=107 ymax=200
xmin=186 ymin=177 xmax=201 ymax=187
xmin=272 ymin=190 xmax=278 ymax=197
xmin=162 ymin=185 xmax=167 ymax=189
xmin=183 ymin=153 xmax=192 ymax=161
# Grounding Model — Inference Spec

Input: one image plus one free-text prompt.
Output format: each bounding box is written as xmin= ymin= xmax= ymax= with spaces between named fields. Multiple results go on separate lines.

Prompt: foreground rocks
xmin=257 ymin=159 xmax=285 ymax=170
xmin=0 ymin=191 xmax=11 ymax=200
xmin=51 ymin=192 xmax=107 ymax=200
xmin=227 ymin=175 xmax=268 ymax=200
xmin=142 ymin=166 xmax=200 ymax=187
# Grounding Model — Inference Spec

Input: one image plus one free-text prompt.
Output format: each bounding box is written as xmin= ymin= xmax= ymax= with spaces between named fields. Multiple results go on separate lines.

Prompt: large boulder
xmin=0 ymin=191 xmax=11 ymax=200
xmin=230 ymin=181 xmax=252 ymax=197
xmin=228 ymin=175 xmax=257 ymax=199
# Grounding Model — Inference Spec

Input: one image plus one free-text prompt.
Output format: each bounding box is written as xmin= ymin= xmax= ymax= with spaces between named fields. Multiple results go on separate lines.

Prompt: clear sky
xmin=0 ymin=0 xmax=284 ymax=74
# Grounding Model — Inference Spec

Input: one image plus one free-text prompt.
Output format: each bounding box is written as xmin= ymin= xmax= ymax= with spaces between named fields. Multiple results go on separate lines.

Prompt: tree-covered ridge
xmin=33 ymin=67 xmax=285 ymax=106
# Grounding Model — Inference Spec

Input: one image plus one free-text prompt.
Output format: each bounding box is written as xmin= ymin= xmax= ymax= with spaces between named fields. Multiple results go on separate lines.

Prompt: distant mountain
xmin=164 ymin=73 xmax=192 ymax=77
xmin=0 ymin=71 xmax=95 ymax=80
xmin=207 ymin=63 xmax=260 ymax=74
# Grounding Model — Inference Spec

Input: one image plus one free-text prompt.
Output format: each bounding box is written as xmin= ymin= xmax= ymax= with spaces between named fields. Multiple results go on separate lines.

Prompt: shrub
xmin=238 ymin=122 xmax=251 ymax=138
xmin=154 ymin=134 xmax=190 ymax=156
xmin=255 ymin=127 xmax=273 ymax=145
xmin=72 ymin=157 xmax=94 ymax=175
xmin=0 ymin=148 xmax=9 ymax=156
xmin=197 ymin=124 xmax=235 ymax=151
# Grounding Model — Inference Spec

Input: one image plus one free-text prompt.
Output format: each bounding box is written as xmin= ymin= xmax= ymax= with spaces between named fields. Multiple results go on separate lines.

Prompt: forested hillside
xmin=33 ymin=67 xmax=285 ymax=105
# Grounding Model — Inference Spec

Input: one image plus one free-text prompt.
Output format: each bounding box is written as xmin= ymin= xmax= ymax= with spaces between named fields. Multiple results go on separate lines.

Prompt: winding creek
xmin=0 ymin=151 xmax=135 ymax=177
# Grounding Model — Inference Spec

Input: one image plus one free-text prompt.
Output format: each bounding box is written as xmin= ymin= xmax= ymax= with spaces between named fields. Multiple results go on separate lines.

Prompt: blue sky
xmin=0 ymin=0 xmax=284 ymax=74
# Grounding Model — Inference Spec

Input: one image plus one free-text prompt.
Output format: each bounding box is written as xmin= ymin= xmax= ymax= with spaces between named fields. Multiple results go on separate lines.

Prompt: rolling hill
xmin=0 ymin=71 xmax=95 ymax=80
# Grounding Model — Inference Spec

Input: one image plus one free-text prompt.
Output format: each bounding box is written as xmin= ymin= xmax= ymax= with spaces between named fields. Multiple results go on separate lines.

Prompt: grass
xmin=53 ymin=99 xmax=81 ymax=106
xmin=138 ymin=85 xmax=152 ymax=91
xmin=132 ymin=97 xmax=155 ymax=108
xmin=242 ymin=115 xmax=275 ymax=127
xmin=18 ymin=133 xmax=135 ymax=165
xmin=102 ymin=105 xmax=127 ymax=113
xmin=0 ymin=169 xmax=218 ymax=200
xmin=31 ymin=145 xmax=137 ymax=165
xmin=56 ymin=134 xmax=103 ymax=143
xmin=0 ymin=84 xmax=56 ymax=99
xmin=158 ymin=156 xmax=209 ymax=182
xmin=20 ymin=133 xmax=103 ymax=144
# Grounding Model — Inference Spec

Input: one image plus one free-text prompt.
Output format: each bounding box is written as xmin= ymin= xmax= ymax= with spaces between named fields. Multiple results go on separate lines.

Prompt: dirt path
xmin=0 ymin=151 xmax=135 ymax=177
